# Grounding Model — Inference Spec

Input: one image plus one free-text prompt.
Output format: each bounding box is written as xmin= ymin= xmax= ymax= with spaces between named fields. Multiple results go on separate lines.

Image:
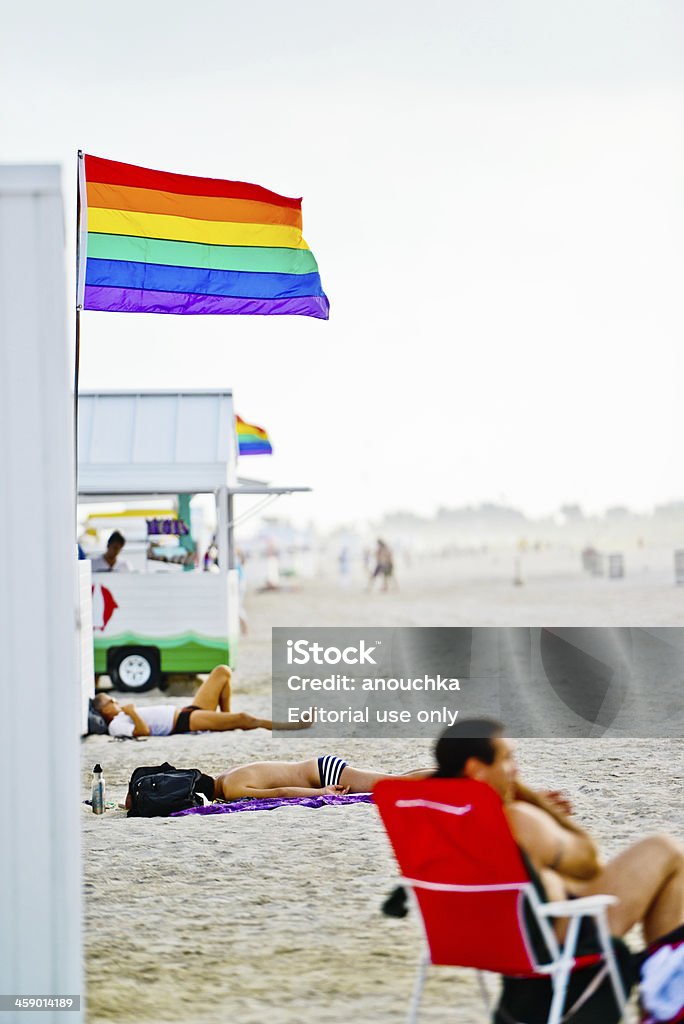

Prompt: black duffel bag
xmin=126 ymin=762 xmax=207 ymax=818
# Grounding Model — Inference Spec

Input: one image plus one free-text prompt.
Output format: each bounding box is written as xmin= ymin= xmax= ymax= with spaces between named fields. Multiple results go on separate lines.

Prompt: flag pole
xmin=74 ymin=151 xmax=84 ymax=485
xmin=74 ymin=314 xmax=80 ymax=476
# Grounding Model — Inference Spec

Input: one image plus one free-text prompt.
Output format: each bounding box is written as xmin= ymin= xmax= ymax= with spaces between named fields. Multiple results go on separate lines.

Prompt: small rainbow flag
xmin=78 ymin=154 xmax=329 ymax=319
xmin=236 ymin=415 xmax=273 ymax=456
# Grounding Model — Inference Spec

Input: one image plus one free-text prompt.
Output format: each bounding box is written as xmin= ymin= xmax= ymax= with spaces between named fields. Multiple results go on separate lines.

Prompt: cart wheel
xmin=109 ymin=648 xmax=160 ymax=693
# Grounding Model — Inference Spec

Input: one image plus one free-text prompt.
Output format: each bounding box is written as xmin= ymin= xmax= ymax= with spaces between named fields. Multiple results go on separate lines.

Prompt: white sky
xmin=3 ymin=1 xmax=683 ymax=527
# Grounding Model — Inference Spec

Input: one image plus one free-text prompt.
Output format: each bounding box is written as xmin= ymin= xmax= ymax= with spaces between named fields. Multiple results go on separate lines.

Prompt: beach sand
xmin=82 ymin=549 xmax=684 ymax=1023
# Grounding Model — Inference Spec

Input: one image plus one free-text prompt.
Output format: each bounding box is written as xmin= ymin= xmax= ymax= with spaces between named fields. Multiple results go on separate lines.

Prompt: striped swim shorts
xmin=317 ymin=755 xmax=348 ymax=788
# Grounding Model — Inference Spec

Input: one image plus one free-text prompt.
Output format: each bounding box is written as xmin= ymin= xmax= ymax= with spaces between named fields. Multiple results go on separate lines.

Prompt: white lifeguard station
xmin=78 ymin=388 xmax=309 ymax=691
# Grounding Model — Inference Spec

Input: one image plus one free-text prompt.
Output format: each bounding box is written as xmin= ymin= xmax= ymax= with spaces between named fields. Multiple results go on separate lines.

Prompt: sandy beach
xmin=82 ymin=550 xmax=684 ymax=1024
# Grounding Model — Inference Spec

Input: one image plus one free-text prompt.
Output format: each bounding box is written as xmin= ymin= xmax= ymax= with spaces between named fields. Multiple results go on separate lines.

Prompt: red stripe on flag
xmin=84 ymin=155 xmax=302 ymax=210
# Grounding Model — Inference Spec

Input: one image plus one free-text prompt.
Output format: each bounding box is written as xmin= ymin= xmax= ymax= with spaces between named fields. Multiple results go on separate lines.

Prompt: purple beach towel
xmin=170 ymin=793 xmax=373 ymax=817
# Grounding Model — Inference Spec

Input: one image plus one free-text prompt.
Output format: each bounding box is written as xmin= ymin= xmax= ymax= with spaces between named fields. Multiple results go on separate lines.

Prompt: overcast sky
xmin=3 ymin=1 xmax=683 ymax=526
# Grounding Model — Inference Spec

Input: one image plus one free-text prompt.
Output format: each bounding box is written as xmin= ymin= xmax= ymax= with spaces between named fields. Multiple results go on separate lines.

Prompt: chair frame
xmin=400 ymin=875 xmax=629 ymax=1024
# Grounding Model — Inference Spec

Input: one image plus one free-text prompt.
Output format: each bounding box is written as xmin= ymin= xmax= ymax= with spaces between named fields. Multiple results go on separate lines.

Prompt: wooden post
xmin=675 ymin=550 xmax=684 ymax=586
xmin=608 ymin=553 xmax=624 ymax=579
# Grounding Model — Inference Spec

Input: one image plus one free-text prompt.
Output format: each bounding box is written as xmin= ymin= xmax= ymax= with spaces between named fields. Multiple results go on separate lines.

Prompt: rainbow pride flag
xmin=236 ymin=415 xmax=273 ymax=455
xmin=77 ymin=154 xmax=329 ymax=319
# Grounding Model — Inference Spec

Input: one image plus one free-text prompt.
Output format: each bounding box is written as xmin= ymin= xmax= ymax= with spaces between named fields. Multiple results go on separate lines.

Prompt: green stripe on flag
xmin=87 ymin=233 xmax=319 ymax=275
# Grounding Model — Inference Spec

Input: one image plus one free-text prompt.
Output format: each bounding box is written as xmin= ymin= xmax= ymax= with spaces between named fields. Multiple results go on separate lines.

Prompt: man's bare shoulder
xmin=215 ymin=761 xmax=285 ymax=786
xmin=215 ymin=762 xmax=251 ymax=782
xmin=506 ymin=800 xmax=554 ymax=829
xmin=505 ymin=801 xmax=563 ymax=860
xmin=505 ymin=799 xmax=600 ymax=880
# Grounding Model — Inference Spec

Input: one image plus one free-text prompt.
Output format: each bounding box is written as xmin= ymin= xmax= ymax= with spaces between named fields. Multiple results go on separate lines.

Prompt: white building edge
xmin=0 ymin=166 xmax=83 ymax=1020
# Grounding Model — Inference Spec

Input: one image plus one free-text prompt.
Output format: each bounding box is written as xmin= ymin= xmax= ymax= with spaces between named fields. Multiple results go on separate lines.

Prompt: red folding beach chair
xmin=374 ymin=778 xmax=628 ymax=1024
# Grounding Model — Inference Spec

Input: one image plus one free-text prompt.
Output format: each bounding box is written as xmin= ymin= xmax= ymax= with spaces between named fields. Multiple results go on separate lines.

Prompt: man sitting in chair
xmin=93 ymin=665 xmax=309 ymax=737
xmin=435 ymin=719 xmax=684 ymax=945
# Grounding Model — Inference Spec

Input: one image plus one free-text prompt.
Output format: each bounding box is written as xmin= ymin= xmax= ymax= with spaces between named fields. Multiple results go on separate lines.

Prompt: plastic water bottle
xmin=91 ymin=763 xmax=105 ymax=814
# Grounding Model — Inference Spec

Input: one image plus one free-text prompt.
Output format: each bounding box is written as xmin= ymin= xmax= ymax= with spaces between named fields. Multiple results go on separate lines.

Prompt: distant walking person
xmin=367 ymin=538 xmax=396 ymax=592
xmin=338 ymin=545 xmax=352 ymax=587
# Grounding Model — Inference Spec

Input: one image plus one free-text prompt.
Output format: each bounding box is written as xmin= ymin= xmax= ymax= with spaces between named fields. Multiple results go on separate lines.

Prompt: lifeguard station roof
xmin=78 ymin=389 xmax=237 ymax=495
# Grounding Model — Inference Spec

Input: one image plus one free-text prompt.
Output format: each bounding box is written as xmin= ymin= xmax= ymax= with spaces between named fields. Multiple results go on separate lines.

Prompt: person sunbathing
xmin=434 ymin=719 xmax=684 ymax=945
xmin=93 ymin=665 xmax=309 ymax=737
xmin=213 ymin=755 xmax=432 ymax=800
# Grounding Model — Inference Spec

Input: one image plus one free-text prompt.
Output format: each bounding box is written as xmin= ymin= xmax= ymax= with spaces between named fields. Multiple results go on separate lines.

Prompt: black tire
xmin=109 ymin=647 xmax=160 ymax=693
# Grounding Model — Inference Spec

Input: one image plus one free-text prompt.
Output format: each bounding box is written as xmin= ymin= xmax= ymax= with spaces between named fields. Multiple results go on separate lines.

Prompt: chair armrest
xmin=538 ymin=894 xmax=618 ymax=917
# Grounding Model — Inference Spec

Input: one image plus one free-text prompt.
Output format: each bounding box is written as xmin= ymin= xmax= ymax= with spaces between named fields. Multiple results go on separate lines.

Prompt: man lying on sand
xmin=93 ymin=665 xmax=309 ymax=737
xmin=211 ymin=755 xmax=432 ymax=800
xmin=435 ymin=719 xmax=684 ymax=944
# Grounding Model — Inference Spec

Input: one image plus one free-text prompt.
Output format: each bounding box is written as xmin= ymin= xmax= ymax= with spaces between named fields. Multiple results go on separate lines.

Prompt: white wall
xmin=0 ymin=166 xmax=83 ymax=1021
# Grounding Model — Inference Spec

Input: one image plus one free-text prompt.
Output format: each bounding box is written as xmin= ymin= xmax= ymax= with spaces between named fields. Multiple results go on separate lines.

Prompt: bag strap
xmin=496 ymin=963 xmax=609 ymax=1024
